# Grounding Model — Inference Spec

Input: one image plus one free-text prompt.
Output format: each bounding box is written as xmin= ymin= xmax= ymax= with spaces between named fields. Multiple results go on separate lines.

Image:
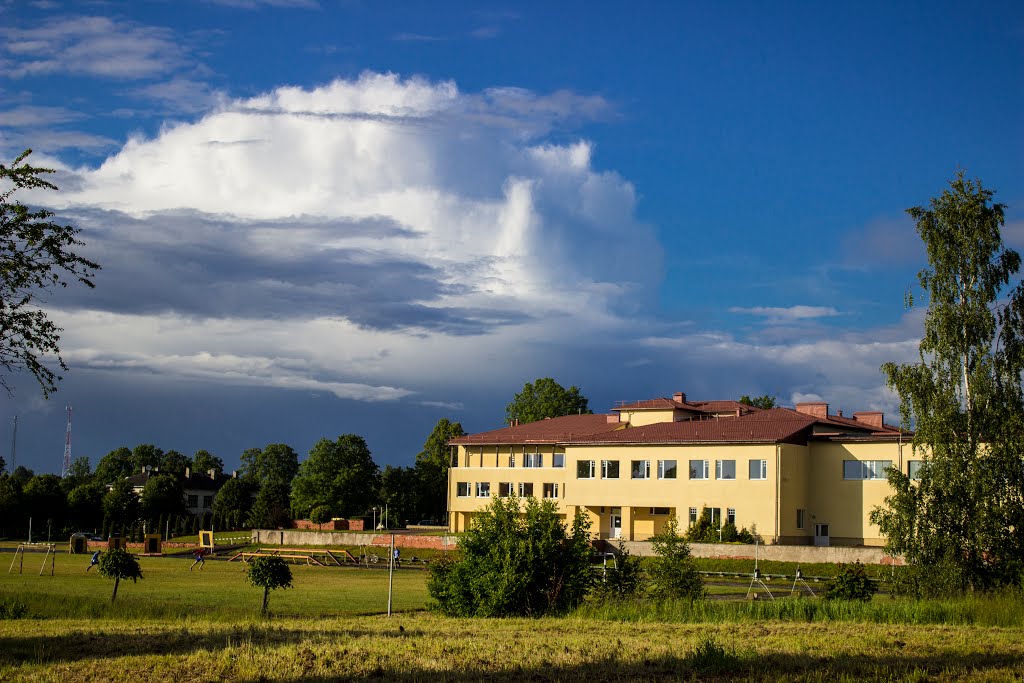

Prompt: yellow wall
xmin=618 ymin=409 xmax=676 ymax=426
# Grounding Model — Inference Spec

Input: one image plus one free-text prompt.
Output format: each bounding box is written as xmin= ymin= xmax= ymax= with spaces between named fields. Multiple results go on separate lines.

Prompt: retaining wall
xmin=252 ymin=529 xmax=459 ymax=550
xmin=614 ymin=540 xmax=902 ymax=565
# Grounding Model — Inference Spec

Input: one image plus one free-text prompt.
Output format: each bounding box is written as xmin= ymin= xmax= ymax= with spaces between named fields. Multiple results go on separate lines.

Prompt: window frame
xmin=631 ymin=460 xmax=651 ymax=480
xmin=498 ymin=482 xmax=512 ymax=497
xmin=552 ymin=453 xmax=565 ymax=468
xmin=601 ymin=459 xmax=620 ymax=479
xmin=518 ymin=482 xmax=534 ymax=497
xmin=749 ymin=459 xmax=767 ymax=480
xmin=577 ymin=460 xmax=596 ymax=479
xmin=843 ymin=460 xmax=893 ymax=480
xmin=689 ymin=459 xmax=710 ymax=480
xmin=542 ymin=482 xmax=559 ymax=499
xmin=456 ymin=482 xmax=471 ymax=497
xmin=657 ymin=459 xmax=678 ymax=480
xmin=716 ymin=459 xmax=737 ymax=480
xmin=524 ymin=453 xmax=543 ymax=468
xmin=796 ymin=508 xmax=806 ymax=530
xmin=475 ymin=481 xmax=490 ymax=497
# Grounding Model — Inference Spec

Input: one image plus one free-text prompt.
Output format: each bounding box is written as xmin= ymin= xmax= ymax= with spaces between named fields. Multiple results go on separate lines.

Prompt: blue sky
xmin=2 ymin=0 xmax=1022 ymax=476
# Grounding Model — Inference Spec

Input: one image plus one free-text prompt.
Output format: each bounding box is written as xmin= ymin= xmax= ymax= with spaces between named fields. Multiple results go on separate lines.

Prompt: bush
xmin=427 ymin=494 xmax=593 ymax=617
xmin=593 ymin=541 xmax=644 ymax=602
xmin=649 ymin=516 xmax=706 ymax=601
xmin=0 ymin=599 xmax=27 ymax=619
xmin=825 ymin=561 xmax=878 ymax=601
xmin=97 ymin=548 xmax=143 ymax=602
xmin=309 ymin=505 xmax=332 ymax=529
xmin=246 ymin=556 xmax=293 ymax=615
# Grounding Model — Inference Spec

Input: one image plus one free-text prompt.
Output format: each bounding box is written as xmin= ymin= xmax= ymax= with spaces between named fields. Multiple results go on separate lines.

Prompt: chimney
xmin=185 ymin=467 xmax=191 ymax=479
xmin=673 ymin=392 xmax=687 ymax=404
xmin=141 ymin=466 xmax=146 ymax=474
xmin=208 ymin=468 xmax=216 ymax=479
xmin=795 ymin=402 xmax=829 ymax=419
xmin=853 ymin=411 xmax=884 ymax=429
xmin=606 ymin=414 xmax=620 ymax=424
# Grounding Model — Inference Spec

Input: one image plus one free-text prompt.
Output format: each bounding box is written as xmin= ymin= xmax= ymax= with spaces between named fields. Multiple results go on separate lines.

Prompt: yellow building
xmin=448 ymin=392 xmax=913 ymax=547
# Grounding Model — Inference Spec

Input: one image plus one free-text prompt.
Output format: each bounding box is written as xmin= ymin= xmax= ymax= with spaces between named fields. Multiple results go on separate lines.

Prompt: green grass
xmin=0 ymin=555 xmax=429 ymax=620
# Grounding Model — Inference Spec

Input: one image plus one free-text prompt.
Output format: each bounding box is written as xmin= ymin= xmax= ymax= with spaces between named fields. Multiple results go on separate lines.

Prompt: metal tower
xmin=61 ymin=406 xmax=72 ymax=478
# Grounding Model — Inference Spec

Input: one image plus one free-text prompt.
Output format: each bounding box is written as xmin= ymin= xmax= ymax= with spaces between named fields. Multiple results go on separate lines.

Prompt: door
xmin=814 ymin=523 xmax=830 ymax=547
xmin=610 ymin=508 xmax=622 ymax=539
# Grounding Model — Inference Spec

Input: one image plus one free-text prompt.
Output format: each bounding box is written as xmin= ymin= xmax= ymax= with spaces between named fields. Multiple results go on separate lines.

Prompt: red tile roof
xmin=450 ymin=413 xmax=622 ymax=445
xmin=570 ymin=408 xmax=818 ymax=445
xmin=612 ymin=397 xmax=705 ymax=412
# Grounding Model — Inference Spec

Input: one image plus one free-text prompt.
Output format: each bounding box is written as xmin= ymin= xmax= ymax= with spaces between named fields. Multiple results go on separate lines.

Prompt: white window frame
xmin=498 ymin=482 xmax=512 ymax=497
xmin=601 ymin=459 xmax=620 ymax=479
xmin=577 ymin=460 xmax=596 ymax=479
xmin=518 ymin=482 xmax=534 ymax=497
xmin=542 ymin=483 xmax=559 ymax=499
xmin=476 ymin=481 xmax=490 ymax=497
xmin=509 ymin=453 xmax=515 ymax=468
xmin=716 ymin=459 xmax=736 ymax=480
xmin=727 ymin=508 xmax=736 ymax=526
xmin=689 ymin=459 xmax=710 ymax=480
xmin=631 ymin=460 xmax=651 ymax=480
xmin=524 ymin=453 xmax=543 ymax=468
xmin=907 ymin=460 xmax=923 ymax=480
xmin=843 ymin=460 xmax=892 ymax=480
xmin=456 ymin=482 xmax=471 ymax=497
xmin=689 ymin=507 xmax=698 ymax=525
xmin=552 ymin=453 xmax=565 ymax=468
xmin=749 ymin=459 xmax=767 ymax=480
xmin=657 ymin=460 xmax=677 ymax=480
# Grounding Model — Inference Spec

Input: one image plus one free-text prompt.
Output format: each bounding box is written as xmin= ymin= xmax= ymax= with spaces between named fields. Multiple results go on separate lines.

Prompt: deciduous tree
xmin=291 ymin=435 xmax=379 ymax=519
xmin=648 ymin=516 xmax=705 ymax=601
xmin=94 ymin=447 xmax=134 ymax=485
xmin=505 ymin=377 xmax=591 ymax=425
xmin=191 ymin=450 xmax=224 ymax=476
xmin=415 ymin=417 xmax=464 ymax=522
xmin=871 ymin=172 xmax=1024 ymax=593
xmin=1 ymin=150 xmax=100 ymax=397
xmin=98 ymin=548 xmax=143 ymax=602
xmin=246 ymin=556 xmax=292 ymax=615
xmin=738 ymin=395 xmax=777 ymax=409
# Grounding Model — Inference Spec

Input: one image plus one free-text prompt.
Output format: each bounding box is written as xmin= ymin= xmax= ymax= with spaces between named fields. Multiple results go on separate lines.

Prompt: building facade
xmin=448 ymin=392 xmax=915 ymax=547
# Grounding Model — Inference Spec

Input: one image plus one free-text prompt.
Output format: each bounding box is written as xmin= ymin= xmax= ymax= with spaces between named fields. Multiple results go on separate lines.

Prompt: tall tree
xmin=140 ymin=474 xmax=186 ymax=522
xmin=1 ymin=149 xmax=100 ymax=397
xmin=67 ymin=482 xmax=105 ymax=531
xmin=243 ymin=444 xmax=298 ymax=529
xmin=160 ymin=450 xmax=192 ymax=477
xmin=103 ymin=478 xmax=140 ymax=529
xmin=505 ymin=378 xmax=591 ymax=425
xmin=130 ymin=444 xmax=164 ymax=474
xmin=94 ymin=447 xmax=134 ymax=485
xmin=191 ymin=449 xmax=224 ymax=476
xmin=212 ymin=476 xmax=255 ymax=528
xmin=415 ymin=417 xmax=465 ymax=522
xmin=59 ymin=455 xmax=93 ymax=494
xmin=739 ymin=395 xmax=777 ymax=409
xmin=871 ymin=172 xmax=1024 ymax=593
xmin=378 ymin=465 xmax=418 ymax=527
xmin=21 ymin=474 xmax=68 ymax=534
xmin=290 ymin=435 xmax=379 ymax=519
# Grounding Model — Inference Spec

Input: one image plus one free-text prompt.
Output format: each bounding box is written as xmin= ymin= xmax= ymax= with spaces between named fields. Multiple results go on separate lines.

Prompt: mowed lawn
xmin=2 ymin=555 xmax=1024 ymax=681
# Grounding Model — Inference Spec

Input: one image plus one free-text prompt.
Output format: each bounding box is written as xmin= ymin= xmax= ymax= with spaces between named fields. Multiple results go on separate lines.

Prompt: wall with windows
xmin=807 ymin=440 xmax=906 ymax=545
xmin=778 ymin=443 xmax=810 ymax=543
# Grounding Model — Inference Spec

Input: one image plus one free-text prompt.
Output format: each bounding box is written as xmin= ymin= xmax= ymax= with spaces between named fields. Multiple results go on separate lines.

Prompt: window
xmin=796 ymin=509 xmax=806 ymax=530
xmin=601 ymin=460 xmax=620 ymax=479
xmin=187 ymin=494 xmax=198 ymax=508
xmin=509 ymin=453 xmax=515 ymax=468
xmin=203 ymin=495 xmax=214 ymax=509
xmin=843 ymin=460 xmax=892 ymax=480
xmin=749 ymin=459 xmax=767 ymax=480
xmin=727 ymin=508 xmax=736 ymax=525
xmin=577 ymin=460 xmax=596 ymax=479
xmin=631 ymin=460 xmax=651 ymax=479
xmin=689 ymin=459 xmax=709 ymax=479
xmin=456 ymin=482 xmax=471 ymax=497
xmin=907 ymin=460 xmax=923 ymax=480
xmin=476 ymin=482 xmax=490 ymax=497
xmin=689 ymin=507 xmax=698 ymax=525
xmin=518 ymin=482 xmax=534 ymax=497
xmin=553 ymin=453 xmax=565 ymax=468
xmin=650 ymin=507 xmax=671 ymax=516
xmin=716 ymin=459 xmax=736 ymax=480
xmin=658 ymin=460 xmax=677 ymax=479
xmin=498 ymin=482 xmax=512 ymax=497
xmin=451 ymin=451 xmax=459 ymax=467
xmin=542 ymin=483 xmax=559 ymax=498
xmin=524 ymin=453 xmax=543 ymax=468
xmin=707 ymin=507 xmax=722 ymax=526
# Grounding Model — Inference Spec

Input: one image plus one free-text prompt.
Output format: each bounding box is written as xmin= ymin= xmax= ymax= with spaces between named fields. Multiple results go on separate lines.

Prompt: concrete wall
xmin=252 ymin=529 xmax=459 ymax=550
xmin=614 ymin=540 xmax=902 ymax=565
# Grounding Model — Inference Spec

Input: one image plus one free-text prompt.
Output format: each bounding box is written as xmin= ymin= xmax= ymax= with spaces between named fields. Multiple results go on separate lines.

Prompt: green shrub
xmin=649 ymin=516 xmax=706 ymax=601
xmin=593 ymin=541 xmax=645 ymax=602
xmin=246 ymin=556 xmax=293 ymax=616
xmin=825 ymin=561 xmax=878 ymax=601
xmin=97 ymin=548 xmax=143 ymax=603
xmin=427 ymin=494 xmax=593 ymax=617
xmin=0 ymin=599 xmax=27 ymax=619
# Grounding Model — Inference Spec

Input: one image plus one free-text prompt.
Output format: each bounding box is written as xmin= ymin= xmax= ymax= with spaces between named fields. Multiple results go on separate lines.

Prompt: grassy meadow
xmin=2 ymin=552 xmax=1024 ymax=681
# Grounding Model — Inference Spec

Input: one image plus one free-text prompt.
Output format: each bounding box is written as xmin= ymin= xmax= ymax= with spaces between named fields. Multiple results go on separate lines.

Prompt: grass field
xmin=2 ymin=554 xmax=1024 ymax=681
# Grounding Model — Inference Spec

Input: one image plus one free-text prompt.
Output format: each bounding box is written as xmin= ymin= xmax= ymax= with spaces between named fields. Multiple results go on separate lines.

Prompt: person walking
xmin=86 ymin=550 xmax=101 ymax=572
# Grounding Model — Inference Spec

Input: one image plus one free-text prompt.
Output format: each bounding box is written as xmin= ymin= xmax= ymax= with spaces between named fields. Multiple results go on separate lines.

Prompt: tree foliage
xmin=593 ymin=541 xmax=645 ymax=602
xmin=140 ymin=474 xmax=185 ymax=521
xmin=415 ymin=418 xmax=465 ymax=522
xmin=98 ymin=548 xmax=143 ymax=602
xmin=245 ymin=555 xmax=293 ymax=615
xmin=103 ymin=478 xmax=140 ymax=528
xmin=427 ymin=494 xmax=593 ymax=617
xmin=1 ymin=150 xmax=100 ymax=397
xmin=309 ymin=504 xmax=332 ymax=528
xmin=648 ymin=516 xmax=706 ymax=601
xmin=212 ymin=476 xmax=254 ymax=527
xmin=871 ymin=172 xmax=1024 ymax=593
xmin=505 ymin=377 xmax=591 ymax=425
xmin=191 ymin=450 xmax=224 ymax=476
xmin=290 ymin=435 xmax=379 ymax=519
xmin=94 ymin=447 xmax=134 ymax=485
xmin=738 ymin=394 xmax=777 ymax=409
xmin=824 ymin=561 xmax=878 ymax=601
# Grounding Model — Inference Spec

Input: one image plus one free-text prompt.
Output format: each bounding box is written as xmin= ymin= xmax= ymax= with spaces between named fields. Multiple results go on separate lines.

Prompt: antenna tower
xmin=61 ymin=406 xmax=72 ymax=478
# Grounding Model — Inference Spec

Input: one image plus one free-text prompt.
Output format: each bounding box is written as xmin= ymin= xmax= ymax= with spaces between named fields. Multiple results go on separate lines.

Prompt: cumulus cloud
xmin=31 ymin=72 xmax=659 ymax=402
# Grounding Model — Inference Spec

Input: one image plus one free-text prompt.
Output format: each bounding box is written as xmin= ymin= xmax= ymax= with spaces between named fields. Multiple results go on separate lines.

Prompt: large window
xmin=456 ymin=482 xmax=471 ymax=497
xmin=552 ymin=453 xmax=565 ymax=468
xmin=658 ymin=460 xmax=677 ymax=479
xmin=577 ymin=460 xmax=596 ymax=479
xmin=716 ymin=459 xmax=736 ymax=480
xmin=524 ymin=453 xmax=543 ymax=468
xmin=907 ymin=460 xmax=923 ymax=480
xmin=498 ymin=482 xmax=512 ymax=497
xmin=749 ymin=459 xmax=767 ymax=480
xmin=631 ymin=460 xmax=651 ymax=479
xmin=542 ymin=483 xmax=559 ymax=498
xmin=843 ymin=460 xmax=892 ymax=480
xmin=689 ymin=459 xmax=709 ymax=480
xmin=601 ymin=460 xmax=620 ymax=479
xmin=476 ymin=482 xmax=490 ymax=497
xmin=518 ymin=482 xmax=534 ymax=497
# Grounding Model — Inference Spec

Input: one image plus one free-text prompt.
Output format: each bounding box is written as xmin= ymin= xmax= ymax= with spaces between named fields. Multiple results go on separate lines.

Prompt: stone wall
xmin=613 ymin=540 xmax=902 ymax=565
xmin=251 ymin=529 xmax=459 ymax=550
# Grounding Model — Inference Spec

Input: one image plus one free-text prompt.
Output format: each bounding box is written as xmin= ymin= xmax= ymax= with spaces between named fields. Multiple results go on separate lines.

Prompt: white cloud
xmin=729 ymin=305 xmax=841 ymax=321
xmin=1 ymin=16 xmax=186 ymax=79
xmin=31 ymin=73 xmax=657 ymax=401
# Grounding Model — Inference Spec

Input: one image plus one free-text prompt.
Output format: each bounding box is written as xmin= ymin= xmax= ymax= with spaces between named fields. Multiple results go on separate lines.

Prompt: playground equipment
xmin=228 ymin=547 xmax=348 ymax=566
xmin=8 ymin=543 xmax=56 ymax=576
xmin=143 ymin=533 xmax=162 ymax=556
xmin=107 ymin=536 xmax=126 ymax=551
xmin=69 ymin=533 xmax=89 ymax=554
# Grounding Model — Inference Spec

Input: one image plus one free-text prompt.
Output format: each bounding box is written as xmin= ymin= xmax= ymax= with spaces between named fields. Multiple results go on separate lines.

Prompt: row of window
xmin=578 ymin=459 xmax=768 ymax=481
xmin=686 ymin=506 xmax=736 ymax=526
xmin=457 ymin=453 xmax=567 ymax=468
xmin=186 ymin=494 xmax=214 ymax=509
xmin=456 ymin=481 xmax=561 ymax=499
